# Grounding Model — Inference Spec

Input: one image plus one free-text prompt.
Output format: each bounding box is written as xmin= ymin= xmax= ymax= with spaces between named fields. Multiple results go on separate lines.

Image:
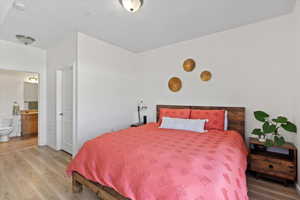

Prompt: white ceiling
xmin=0 ymin=0 xmax=14 ymax=24
xmin=0 ymin=0 xmax=296 ymax=52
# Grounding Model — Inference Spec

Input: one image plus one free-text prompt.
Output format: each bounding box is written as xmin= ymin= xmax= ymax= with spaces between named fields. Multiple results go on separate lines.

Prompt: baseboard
xmin=47 ymin=143 xmax=57 ymax=150
xmin=296 ymin=183 xmax=300 ymax=195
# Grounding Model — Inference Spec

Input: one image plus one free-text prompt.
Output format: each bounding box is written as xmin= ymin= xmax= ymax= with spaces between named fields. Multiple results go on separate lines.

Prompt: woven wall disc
xmin=183 ymin=59 xmax=196 ymax=72
xmin=168 ymin=77 xmax=182 ymax=92
xmin=200 ymin=71 xmax=212 ymax=81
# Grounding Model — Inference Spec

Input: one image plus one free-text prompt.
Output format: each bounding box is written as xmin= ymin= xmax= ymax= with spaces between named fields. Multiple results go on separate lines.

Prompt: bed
xmin=67 ymin=105 xmax=248 ymax=200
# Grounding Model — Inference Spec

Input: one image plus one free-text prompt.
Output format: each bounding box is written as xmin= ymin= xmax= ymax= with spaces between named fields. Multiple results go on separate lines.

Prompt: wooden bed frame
xmin=72 ymin=105 xmax=246 ymax=199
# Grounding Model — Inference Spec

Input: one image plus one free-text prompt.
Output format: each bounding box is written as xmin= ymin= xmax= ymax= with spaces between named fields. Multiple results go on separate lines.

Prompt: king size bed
xmin=67 ymin=105 xmax=248 ymax=200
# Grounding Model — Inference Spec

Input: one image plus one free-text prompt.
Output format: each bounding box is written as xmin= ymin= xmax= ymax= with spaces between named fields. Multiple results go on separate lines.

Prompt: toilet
xmin=0 ymin=118 xmax=13 ymax=142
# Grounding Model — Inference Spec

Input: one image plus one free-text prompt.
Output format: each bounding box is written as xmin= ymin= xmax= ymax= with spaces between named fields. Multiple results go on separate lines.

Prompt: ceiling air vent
xmin=16 ymin=35 xmax=36 ymax=45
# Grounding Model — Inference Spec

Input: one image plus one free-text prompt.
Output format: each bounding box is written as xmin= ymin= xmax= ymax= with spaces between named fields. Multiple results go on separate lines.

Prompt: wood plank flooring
xmin=0 ymin=140 xmax=299 ymax=200
xmin=0 ymin=134 xmax=37 ymax=155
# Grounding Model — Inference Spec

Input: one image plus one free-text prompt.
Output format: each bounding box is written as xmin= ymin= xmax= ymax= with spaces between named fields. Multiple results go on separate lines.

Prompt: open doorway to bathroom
xmin=0 ymin=69 xmax=39 ymax=154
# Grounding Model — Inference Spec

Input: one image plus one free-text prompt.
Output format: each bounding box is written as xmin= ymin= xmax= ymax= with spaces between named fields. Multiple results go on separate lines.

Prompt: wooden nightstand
xmin=248 ymin=138 xmax=297 ymax=185
xmin=130 ymin=123 xmax=145 ymax=127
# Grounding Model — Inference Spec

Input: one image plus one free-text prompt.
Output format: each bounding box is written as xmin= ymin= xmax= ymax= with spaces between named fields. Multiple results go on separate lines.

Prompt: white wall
xmin=294 ymin=2 xmax=300 ymax=192
xmin=0 ymin=70 xmax=39 ymax=113
xmin=46 ymin=33 xmax=77 ymax=149
xmin=139 ymin=5 xmax=297 ymax=140
xmin=76 ymin=33 xmax=140 ymax=152
xmin=0 ymin=70 xmax=24 ymax=137
xmin=0 ymin=40 xmax=46 ymax=72
xmin=46 ymin=33 xmax=141 ymax=154
xmin=0 ymin=70 xmax=25 ymax=116
xmin=0 ymin=70 xmax=38 ymax=137
xmin=0 ymin=40 xmax=47 ymax=144
xmin=43 ymin=2 xmax=300 ymax=187
xmin=24 ymin=82 xmax=38 ymax=102
xmin=139 ymin=2 xmax=300 ymax=185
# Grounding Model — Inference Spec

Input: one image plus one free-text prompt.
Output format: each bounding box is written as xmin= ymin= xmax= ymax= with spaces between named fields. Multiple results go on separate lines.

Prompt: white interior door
xmin=61 ymin=67 xmax=73 ymax=154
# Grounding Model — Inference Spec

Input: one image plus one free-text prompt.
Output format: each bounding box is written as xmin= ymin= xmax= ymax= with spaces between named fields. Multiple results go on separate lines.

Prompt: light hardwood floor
xmin=0 ymin=134 xmax=37 ymax=155
xmin=0 ymin=141 xmax=299 ymax=200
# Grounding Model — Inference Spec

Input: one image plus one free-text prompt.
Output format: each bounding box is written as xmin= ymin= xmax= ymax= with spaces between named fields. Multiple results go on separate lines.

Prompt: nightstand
xmin=248 ymin=137 xmax=297 ymax=185
xmin=130 ymin=123 xmax=145 ymax=127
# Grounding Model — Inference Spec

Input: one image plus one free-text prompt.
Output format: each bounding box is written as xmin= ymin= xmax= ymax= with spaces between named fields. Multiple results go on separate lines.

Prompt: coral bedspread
xmin=67 ymin=123 xmax=248 ymax=200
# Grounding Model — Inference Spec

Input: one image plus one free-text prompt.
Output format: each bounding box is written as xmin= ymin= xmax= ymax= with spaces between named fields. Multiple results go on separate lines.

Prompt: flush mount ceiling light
xmin=16 ymin=35 xmax=36 ymax=45
xmin=25 ymin=75 xmax=39 ymax=84
xmin=119 ymin=0 xmax=143 ymax=13
xmin=13 ymin=1 xmax=26 ymax=11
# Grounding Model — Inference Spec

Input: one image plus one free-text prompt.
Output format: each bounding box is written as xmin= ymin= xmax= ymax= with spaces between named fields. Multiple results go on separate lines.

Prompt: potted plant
xmin=252 ymin=111 xmax=297 ymax=146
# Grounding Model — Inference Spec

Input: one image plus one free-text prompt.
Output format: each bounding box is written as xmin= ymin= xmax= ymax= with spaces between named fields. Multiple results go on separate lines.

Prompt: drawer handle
xmin=288 ymin=166 xmax=294 ymax=169
xmin=269 ymin=165 xmax=274 ymax=169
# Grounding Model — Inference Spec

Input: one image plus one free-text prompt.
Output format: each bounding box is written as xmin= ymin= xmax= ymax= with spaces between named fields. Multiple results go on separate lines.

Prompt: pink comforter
xmin=67 ymin=123 xmax=248 ymax=200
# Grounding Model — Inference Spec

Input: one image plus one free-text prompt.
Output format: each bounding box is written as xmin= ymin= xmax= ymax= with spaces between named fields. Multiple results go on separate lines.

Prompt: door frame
xmin=0 ymin=67 xmax=46 ymax=146
xmin=56 ymin=63 xmax=77 ymax=155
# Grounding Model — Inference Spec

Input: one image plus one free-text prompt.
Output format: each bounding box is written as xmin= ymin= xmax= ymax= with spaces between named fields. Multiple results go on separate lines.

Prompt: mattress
xmin=67 ymin=123 xmax=248 ymax=200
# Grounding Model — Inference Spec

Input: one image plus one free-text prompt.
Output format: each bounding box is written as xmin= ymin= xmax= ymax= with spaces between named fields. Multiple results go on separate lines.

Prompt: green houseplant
xmin=252 ymin=111 xmax=297 ymax=146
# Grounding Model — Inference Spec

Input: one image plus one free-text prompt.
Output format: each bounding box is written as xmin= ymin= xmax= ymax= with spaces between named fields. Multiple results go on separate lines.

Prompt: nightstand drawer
xmin=249 ymin=154 xmax=296 ymax=181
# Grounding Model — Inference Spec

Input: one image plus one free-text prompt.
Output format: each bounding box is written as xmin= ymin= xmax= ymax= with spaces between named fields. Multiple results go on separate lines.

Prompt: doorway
xmin=0 ymin=69 xmax=39 ymax=153
xmin=56 ymin=65 xmax=76 ymax=155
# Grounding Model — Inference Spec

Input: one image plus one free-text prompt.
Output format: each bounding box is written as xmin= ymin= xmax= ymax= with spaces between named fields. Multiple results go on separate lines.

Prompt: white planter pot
xmin=258 ymin=136 xmax=266 ymax=142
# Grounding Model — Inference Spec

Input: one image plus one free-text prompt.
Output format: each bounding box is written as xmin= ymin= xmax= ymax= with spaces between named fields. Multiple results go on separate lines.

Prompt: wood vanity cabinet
xmin=21 ymin=111 xmax=38 ymax=136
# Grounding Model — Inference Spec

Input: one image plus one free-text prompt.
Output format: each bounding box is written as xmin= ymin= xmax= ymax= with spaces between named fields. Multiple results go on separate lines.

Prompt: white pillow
xmin=224 ymin=111 xmax=228 ymax=131
xmin=159 ymin=117 xmax=207 ymax=133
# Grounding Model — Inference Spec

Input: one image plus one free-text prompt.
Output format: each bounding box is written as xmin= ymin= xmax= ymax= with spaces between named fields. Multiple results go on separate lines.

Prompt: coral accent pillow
xmin=190 ymin=110 xmax=225 ymax=130
xmin=159 ymin=108 xmax=191 ymax=123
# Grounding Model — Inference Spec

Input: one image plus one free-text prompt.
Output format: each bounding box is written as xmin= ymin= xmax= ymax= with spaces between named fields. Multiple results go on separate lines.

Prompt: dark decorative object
xmin=131 ymin=123 xmax=144 ymax=127
xmin=137 ymin=100 xmax=147 ymax=123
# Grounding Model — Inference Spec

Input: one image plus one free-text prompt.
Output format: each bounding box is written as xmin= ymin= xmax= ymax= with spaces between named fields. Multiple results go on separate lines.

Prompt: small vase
xmin=258 ymin=135 xmax=266 ymax=142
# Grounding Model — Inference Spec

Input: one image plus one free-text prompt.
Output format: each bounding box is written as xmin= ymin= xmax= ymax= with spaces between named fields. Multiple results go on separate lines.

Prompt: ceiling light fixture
xmin=16 ymin=35 xmax=36 ymax=45
xmin=119 ymin=0 xmax=143 ymax=13
xmin=25 ymin=75 xmax=39 ymax=84
xmin=13 ymin=1 xmax=25 ymax=11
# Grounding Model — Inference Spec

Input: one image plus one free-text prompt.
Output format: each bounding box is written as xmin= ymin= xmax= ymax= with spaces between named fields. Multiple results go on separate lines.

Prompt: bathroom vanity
xmin=21 ymin=110 xmax=38 ymax=136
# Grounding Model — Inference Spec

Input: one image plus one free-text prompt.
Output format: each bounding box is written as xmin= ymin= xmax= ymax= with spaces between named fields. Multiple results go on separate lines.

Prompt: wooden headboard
xmin=156 ymin=105 xmax=245 ymax=140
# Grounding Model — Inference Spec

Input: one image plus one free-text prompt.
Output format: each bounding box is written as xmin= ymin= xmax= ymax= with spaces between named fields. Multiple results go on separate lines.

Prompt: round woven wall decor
xmin=183 ymin=59 xmax=196 ymax=72
xmin=200 ymin=71 xmax=212 ymax=81
xmin=168 ymin=77 xmax=182 ymax=92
